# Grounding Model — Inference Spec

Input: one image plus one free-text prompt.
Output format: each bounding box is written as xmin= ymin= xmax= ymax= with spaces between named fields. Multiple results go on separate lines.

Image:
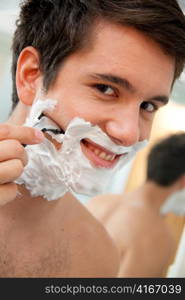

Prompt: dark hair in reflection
xmin=147 ymin=132 xmax=185 ymax=186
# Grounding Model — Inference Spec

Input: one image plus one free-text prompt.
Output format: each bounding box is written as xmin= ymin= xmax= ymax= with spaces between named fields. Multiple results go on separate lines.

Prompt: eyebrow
xmin=147 ymin=95 xmax=169 ymax=105
xmin=89 ymin=73 xmax=137 ymax=93
xmin=88 ymin=72 xmax=169 ymax=105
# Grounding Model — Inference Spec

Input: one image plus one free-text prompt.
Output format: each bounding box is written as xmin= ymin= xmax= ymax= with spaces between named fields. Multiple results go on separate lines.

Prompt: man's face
xmin=42 ymin=21 xmax=175 ymax=168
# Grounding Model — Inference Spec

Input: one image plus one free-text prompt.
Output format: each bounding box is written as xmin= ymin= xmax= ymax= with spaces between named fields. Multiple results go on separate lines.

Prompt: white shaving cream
xmin=16 ymin=99 xmax=147 ymax=200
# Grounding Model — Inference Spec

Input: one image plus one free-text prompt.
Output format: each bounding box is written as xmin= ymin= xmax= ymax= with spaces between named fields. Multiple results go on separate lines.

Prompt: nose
xmin=105 ymin=107 xmax=140 ymax=146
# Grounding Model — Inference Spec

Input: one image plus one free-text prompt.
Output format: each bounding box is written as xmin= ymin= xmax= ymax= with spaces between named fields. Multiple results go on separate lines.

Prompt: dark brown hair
xmin=147 ymin=132 xmax=185 ymax=186
xmin=11 ymin=0 xmax=185 ymax=109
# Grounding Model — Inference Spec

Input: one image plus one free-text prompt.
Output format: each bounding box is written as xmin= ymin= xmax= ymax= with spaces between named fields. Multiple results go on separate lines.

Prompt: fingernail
xmin=34 ymin=129 xmax=44 ymax=141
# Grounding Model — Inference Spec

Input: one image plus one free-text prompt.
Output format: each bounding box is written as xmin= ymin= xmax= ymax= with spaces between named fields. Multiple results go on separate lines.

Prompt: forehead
xmin=65 ymin=20 xmax=175 ymax=97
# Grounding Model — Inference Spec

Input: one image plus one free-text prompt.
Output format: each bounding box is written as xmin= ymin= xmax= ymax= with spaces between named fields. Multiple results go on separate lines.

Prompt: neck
xmin=132 ymin=181 xmax=178 ymax=213
xmin=0 ymin=185 xmax=75 ymax=228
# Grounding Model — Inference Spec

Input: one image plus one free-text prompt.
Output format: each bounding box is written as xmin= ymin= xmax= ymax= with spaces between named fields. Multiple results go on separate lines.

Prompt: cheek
xmin=48 ymin=96 xmax=102 ymax=128
xmin=139 ymin=118 xmax=154 ymax=140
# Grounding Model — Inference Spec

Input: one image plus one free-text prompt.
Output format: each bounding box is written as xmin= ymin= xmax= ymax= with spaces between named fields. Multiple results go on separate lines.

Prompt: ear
xmin=16 ymin=46 xmax=42 ymax=106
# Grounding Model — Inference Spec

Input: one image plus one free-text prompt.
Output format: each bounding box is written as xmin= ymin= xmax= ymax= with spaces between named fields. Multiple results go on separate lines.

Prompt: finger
xmin=0 ymin=183 xmax=18 ymax=206
xmin=0 ymin=123 xmax=44 ymax=145
xmin=0 ymin=159 xmax=24 ymax=184
xmin=0 ymin=140 xmax=28 ymax=166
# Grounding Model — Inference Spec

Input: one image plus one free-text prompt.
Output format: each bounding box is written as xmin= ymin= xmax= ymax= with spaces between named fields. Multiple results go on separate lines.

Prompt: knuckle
xmin=14 ymin=159 xmax=24 ymax=176
xmin=24 ymin=126 xmax=35 ymax=138
xmin=0 ymin=159 xmax=24 ymax=184
xmin=11 ymin=140 xmax=24 ymax=156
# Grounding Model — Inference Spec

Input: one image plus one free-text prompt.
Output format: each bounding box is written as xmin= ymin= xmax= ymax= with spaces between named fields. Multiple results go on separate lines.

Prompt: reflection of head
xmin=147 ymin=133 xmax=185 ymax=186
xmin=11 ymin=0 xmax=185 ymax=109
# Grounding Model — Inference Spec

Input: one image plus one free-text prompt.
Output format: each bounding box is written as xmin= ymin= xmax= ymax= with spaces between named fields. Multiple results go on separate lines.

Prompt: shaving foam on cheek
xmin=15 ymin=99 xmax=148 ymax=200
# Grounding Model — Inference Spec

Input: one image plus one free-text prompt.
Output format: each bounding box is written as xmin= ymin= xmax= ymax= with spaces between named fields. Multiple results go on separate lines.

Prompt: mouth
xmin=40 ymin=115 xmax=127 ymax=168
xmin=81 ymin=139 xmax=126 ymax=168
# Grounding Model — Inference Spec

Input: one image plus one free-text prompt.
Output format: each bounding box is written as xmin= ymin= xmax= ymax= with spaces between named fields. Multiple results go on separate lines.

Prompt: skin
xmin=0 ymin=20 xmax=175 ymax=277
xmin=43 ymin=23 xmax=174 ymax=146
xmin=87 ymin=181 xmax=185 ymax=277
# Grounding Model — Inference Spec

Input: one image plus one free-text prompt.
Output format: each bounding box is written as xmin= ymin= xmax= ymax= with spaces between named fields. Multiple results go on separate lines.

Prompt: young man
xmin=87 ymin=133 xmax=185 ymax=277
xmin=0 ymin=0 xmax=185 ymax=277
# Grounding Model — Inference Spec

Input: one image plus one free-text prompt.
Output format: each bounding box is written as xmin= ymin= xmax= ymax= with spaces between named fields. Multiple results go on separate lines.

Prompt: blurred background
xmin=0 ymin=0 xmax=185 ymax=277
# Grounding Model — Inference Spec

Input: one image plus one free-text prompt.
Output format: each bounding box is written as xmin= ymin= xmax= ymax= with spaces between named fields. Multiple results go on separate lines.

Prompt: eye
xmin=93 ymin=84 xmax=117 ymax=96
xmin=140 ymin=101 xmax=158 ymax=113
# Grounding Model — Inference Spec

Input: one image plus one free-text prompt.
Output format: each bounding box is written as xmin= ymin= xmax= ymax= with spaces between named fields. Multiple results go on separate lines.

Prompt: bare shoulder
xmin=0 ymin=193 xmax=119 ymax=278
xmin=87 ymin=193 xmax=123 ymax=221
xmin=115 ymin=205 xmax=176 ymax=277
xmin=119 ymin=203 xmax=176 ymax=260
xmin=66 ymin=197 xmax=120 ymax=277
xmin=77 ymin=215 xmax=120 ymax=277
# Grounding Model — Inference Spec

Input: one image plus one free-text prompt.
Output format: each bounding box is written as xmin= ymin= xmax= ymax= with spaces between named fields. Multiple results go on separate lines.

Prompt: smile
xmin=81 ymin=139 xmax=125 ymax=168
xmin=41 ymin=117 xmax=127 ymax=168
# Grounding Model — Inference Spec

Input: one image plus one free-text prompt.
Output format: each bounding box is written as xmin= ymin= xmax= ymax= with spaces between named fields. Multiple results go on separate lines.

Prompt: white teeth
xmin=99 ymin=152 xmax=107 ymax=159
xmin=94 ymin=149 xmax=100 ymax=155
xmin=106 ymin=154 xmax=113 ymax=161
xmin=94 ymin=149 xmax=115 ymax=161
xmin=85 ymin=142 xmax=116 ymax=161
